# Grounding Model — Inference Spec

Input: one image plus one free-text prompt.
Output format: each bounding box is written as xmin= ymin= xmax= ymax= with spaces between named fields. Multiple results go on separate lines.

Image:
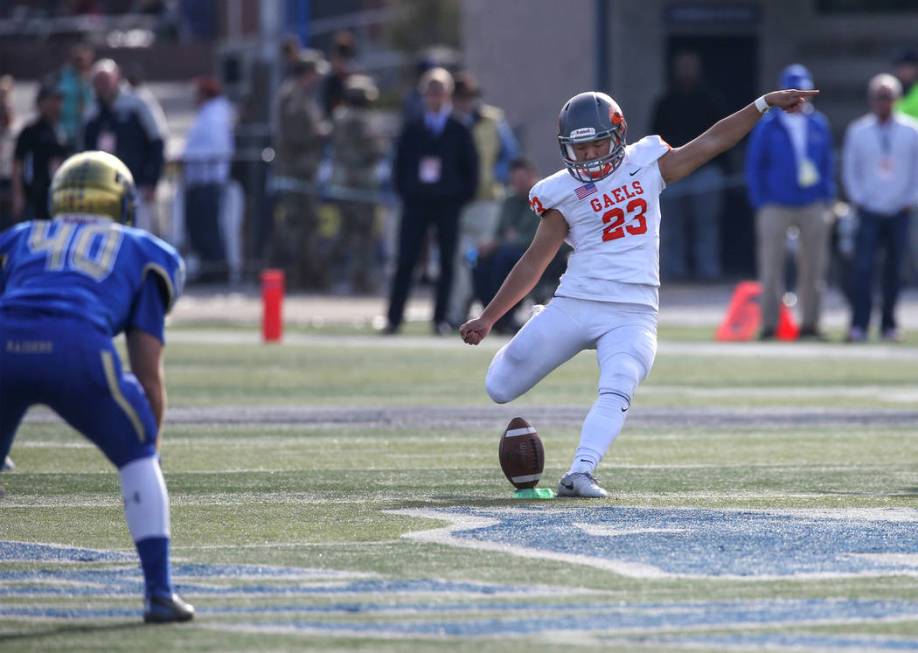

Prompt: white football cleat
xmin=557 ymin=472 xmax=608 ymax=498
xmin=2 ymin=456 xmax=13 ymax=472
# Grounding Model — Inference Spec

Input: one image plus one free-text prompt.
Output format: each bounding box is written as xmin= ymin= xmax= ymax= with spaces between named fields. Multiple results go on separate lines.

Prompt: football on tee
xmin=498 ymin=417 xmax=545 ymax=489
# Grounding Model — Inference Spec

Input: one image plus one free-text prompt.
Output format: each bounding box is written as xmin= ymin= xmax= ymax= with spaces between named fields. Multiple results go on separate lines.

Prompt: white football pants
xmin=485 ymin=296 xmax=657 ymax=470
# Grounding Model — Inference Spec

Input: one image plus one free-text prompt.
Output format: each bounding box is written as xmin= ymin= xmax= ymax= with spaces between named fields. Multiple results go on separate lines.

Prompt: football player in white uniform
xmin=460 ymin=88 xmax=817 ymax=497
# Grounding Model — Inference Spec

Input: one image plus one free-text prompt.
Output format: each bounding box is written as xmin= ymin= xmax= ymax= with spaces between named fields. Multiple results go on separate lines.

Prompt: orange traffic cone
xmin=715 ymin=281 xmax=761 ymax=341
xmin=775 ymin=299 xmax=799 ymax=341
xmin=715 ymin=281 xmax=798 ymax=342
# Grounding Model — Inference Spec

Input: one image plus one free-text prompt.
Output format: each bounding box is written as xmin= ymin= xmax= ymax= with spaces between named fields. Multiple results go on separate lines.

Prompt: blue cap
xmin=780 ymin=64 xmax=813 ymax=90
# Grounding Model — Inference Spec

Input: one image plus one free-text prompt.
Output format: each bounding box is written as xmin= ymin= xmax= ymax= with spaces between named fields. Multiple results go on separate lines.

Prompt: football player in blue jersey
xmin=0 ymin=151 xmax=194 ymax=623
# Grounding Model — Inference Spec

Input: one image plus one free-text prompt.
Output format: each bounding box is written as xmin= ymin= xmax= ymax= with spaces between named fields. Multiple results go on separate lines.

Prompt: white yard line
xmin=645 ymin=385 xmax=918 ymax=401
xmin=196 ymin=612 xmax=918 ymax=643
xmin=164 ymin=329 xmax=918 ymax=361
xmin=21 ymin=403 xmax=918 ymax=428
xmin=2 ymin=487 xmax=911 ymax=510
xmin=171 ymin=541 xmax=399 ymax=550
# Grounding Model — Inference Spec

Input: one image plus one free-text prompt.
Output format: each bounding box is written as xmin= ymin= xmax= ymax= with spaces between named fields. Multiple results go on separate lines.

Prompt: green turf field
xmin=2 ymin=326 xmax=917 ymax=652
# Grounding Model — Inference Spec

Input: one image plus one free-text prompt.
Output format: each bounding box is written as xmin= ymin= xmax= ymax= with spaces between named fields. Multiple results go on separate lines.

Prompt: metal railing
xmin=156 ymin=152 xmax=397 ymax=286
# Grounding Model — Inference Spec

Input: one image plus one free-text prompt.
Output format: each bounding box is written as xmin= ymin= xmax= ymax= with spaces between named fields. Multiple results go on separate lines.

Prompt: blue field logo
xmin=393 ymin=506 xmax=918 ymax=579
xmin=2 ymin=537 xmax=918 ymax=649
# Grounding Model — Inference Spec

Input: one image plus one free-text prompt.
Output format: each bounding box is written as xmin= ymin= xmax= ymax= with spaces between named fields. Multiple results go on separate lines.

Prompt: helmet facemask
xmin=559 ymin=131 xmax=626 ymax=183
xmin=557 ymin=92 xmax=628 ymax=183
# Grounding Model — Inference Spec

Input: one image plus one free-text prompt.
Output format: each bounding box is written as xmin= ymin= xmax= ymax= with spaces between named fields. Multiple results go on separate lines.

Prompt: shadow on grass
xmin=399 ymin=495 xmax=565 ymax=508
xmin=0 ymin=621 xmax=148 ymax=644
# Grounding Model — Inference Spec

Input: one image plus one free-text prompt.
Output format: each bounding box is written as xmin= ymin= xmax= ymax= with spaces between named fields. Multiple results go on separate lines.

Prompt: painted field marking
xmin=390 ymin=506 xmax=918 ymax=580
xmin=390 ymin=509 xmax=670 ymax=579
xmin=3 ymin=540 xmax=918 ymax=649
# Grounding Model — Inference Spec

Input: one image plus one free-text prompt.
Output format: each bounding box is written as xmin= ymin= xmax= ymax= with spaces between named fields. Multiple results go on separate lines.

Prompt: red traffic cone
xmin=261 ymin=269 xmax=284 ymax=343
xmin=776 ymin=301 xmax=799 ymax=341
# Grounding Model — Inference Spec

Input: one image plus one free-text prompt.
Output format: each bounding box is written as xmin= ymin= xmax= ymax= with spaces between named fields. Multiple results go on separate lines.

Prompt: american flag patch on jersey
xmin=574 ymin=182 xmax=597 ymax=199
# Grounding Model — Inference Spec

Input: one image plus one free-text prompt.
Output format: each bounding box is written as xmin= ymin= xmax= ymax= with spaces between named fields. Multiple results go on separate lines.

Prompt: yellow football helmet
xmin=50 ymin=151 xmax=137 ymax=225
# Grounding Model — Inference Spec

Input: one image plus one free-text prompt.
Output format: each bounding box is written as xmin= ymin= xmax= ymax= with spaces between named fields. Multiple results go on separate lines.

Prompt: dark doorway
xmin=665 ymin=35 xmax=759 ymax=277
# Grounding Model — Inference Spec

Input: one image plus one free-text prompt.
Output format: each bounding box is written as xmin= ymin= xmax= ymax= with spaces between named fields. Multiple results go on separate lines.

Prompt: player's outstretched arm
xmin=459 ymin=210 xmax=568 ymax=345
xmin=127 ymin=329 xmax=166 ymax=436
xmin=658 ymin=89 xmax=819 ymax=185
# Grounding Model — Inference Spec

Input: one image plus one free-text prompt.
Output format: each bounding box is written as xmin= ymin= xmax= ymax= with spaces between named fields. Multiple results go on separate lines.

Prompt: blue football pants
xmin=0 ymin=313 xmax=158 ymax=468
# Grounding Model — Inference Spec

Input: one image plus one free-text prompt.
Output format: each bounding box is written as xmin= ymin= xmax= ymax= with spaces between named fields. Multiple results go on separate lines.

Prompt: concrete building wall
xmin=463 ymin=0 xmax=918 ymax=162
xmin=461 ymin=0 xmax=595 ymax=176
xmin=608 ymin=0 xmax=667 ymax=142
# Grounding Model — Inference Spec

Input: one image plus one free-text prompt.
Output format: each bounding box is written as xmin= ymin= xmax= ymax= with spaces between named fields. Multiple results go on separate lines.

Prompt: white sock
xmin=568 ymin=391 xmax=630 ymax=475
xmin=118 ymin=456 xmax=170 ymax=541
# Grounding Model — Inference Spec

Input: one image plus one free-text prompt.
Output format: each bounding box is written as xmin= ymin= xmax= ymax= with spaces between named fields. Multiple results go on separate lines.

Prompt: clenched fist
xmin=459 ymin=317 xmax=492 ymax=345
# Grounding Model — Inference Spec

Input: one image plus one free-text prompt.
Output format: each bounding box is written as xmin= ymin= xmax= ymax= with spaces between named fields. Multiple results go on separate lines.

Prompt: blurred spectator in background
xmin=271 ymin=50 xmax=330 ymax=289
xmin=651 ymin=50 xmax=726 ymax=281
xmin=385 ymin=67 xmax=478 ymax=335
xmin=125 ymin=62 xmax=168 ymax=133
xmin=182 ymin=77 xmax=235 ymax=283
xmin=842 ymin=73 xmax=918 ymax=342
xmin=329 ymin=74 xmax=386 ymax=294
xmin=321 ymin=30 xmax=356 ymax=119
xmin=280 ymin=33 xmax=303 ymax=80
xmin=447 ymin=71 xmax=520 ymax=326
xmin=472 ymin=158 xmax=540 ymax=334
xmin=894 ymin=49 xmax=918 ymax=286
xmin=84 ymin=59 xmax=167 ymax=233
xmin=71 ymin=0 xmax=102 ymax=15
xmin=746 ymin=65 xmax=835 ymax=341
xmin=12 ymin=83 xmax=67 ymax=222
xmin=401 ymin=55 xmax=437 ymax=125
xmin=0 ymin=76 xmax=14 ymax=230
xmin=894 ymin=49 xmax=918 ymax=120
xmin=56 ymin=42 xmax=94 ymax=150
xmin=124 ymin=62 xmax=168 ymax=235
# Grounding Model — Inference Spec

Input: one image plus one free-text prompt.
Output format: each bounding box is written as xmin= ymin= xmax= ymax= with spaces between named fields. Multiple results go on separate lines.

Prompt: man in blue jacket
xmin=746 ymin=64 xmax=835 ymax=340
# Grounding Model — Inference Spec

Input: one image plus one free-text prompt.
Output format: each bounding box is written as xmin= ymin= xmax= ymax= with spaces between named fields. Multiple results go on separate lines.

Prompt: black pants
xmin=473 ymin=243 xmax=526 ymax=330
xmin=850 ymin=209 xmax=910 ymax=332
xmin=387 ymin=202 xmax=461 ymax=328
xmin=186 ymin=183 xmax=225 ymax=273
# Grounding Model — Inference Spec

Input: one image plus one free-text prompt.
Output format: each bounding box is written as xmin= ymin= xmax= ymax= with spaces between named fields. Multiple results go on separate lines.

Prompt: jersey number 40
xmin=28 ymin=221 xmax=123 ymax=282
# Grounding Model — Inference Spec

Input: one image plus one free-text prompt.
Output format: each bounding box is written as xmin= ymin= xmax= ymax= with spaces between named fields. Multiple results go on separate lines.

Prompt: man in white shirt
xmin=842 ymin=73 xmax=918 ymax=342
xmin=182 ymin=77 xmax=236 ymax=282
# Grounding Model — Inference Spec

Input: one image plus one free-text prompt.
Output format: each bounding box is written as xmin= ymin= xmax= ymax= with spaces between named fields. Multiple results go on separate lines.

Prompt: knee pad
xmin=485 ymin=365 xmax=514 ymax=404
xmin=501 ymin=335 xmax=531 ymax=366
xmin=484 ymin=344 xmax=525 ymax=404
xmin=598 ymin=353 xmax=646 ymax=405
xmin=593 ymin=389 xmax=631 ymax=415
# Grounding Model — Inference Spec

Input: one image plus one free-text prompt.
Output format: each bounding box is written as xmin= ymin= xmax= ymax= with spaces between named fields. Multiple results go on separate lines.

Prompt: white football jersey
xmin=529 ymin=135 xmax=671 ymax=310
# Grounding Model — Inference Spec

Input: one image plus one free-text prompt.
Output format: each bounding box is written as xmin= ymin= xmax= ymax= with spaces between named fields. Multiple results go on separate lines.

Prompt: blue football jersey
xmin=0 ymin=217 xmax=185 ymax=338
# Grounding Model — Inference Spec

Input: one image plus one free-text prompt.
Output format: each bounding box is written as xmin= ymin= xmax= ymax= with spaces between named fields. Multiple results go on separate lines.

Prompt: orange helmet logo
xmin=610 ymin=110 xmax=623 ymax=126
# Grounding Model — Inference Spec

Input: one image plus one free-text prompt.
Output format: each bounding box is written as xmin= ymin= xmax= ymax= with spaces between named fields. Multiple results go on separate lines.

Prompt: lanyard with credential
xmin=878 ymin=123 xmax=894 ymax=178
